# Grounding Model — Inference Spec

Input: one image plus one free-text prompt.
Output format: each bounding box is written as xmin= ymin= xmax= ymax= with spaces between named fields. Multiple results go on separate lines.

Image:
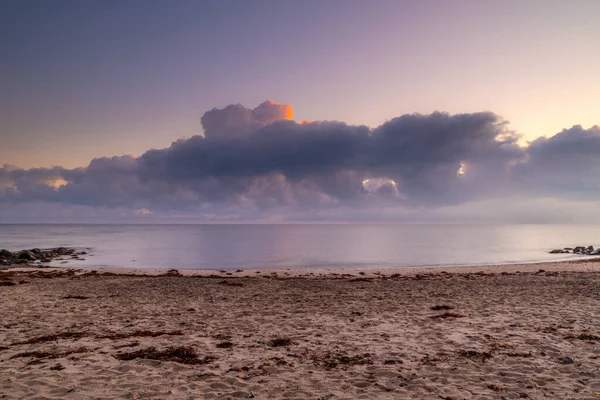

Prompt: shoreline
xmin=2 ymin=259 xmax=600 ymax=399
xmin=9 ymin=257 xmax=600 ymax=278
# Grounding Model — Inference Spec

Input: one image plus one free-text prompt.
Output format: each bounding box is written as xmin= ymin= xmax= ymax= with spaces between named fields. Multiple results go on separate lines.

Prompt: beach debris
xmin=12 ymin=331 xmax=88 ymax=345
xmin=114 ymin=341 xmax=140 ymax=349
xmin=96 ymin=329 xmax=184 ymax=340
xmin=503 ymin=352 xmax=532 ymax=357
xmin=218 ymin=280 xmax=244 ymax=287
xmin=216 ymin=341 xmax=234 ymax=348
xmin=163 ymin=269 xmax=182 ymax=277
xmin=62 ymin=295 xmax=90 ymax=300
xmin=319 ymin=395 xmax=334 ymax=400
xmin=311 ymin=351 xmax=373 ymax=369
xmin=115 ymin=346 xmax=218 ymax=365
xmin=13 ymin=329 xmax=184 ymax=346
xmin=564 ymin=333 xmax=600 ymax=341
xmin=457 ymin=350 xmax=492 ymax=361
xmin=487 ymin=384 xmax=503 ymax=392
xmin=11 ymin=347 xmax=89 ymax=361
xmin=245 ymin=392 xmax=256 ymax=398
xmin=430 ymin=305 xmax=454 ymax=311
xmin=267 ymin=337 xmax=292 ymax=347
xmin=49 ymin=363 xmax=65 ymax=371
xmin=429 ymin=312 xmax=465 ymax=319
xmin=383 ymin=359 xmax=402 ymax=365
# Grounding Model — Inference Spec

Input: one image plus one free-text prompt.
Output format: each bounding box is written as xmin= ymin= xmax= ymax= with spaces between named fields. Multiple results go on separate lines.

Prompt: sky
xmin=1 ymin=0 xmax=599 ymax=223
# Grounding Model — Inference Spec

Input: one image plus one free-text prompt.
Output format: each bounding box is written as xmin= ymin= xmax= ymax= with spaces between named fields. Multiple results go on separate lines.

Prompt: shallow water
xmin=0 ymin=224 xmax=598 ymax=270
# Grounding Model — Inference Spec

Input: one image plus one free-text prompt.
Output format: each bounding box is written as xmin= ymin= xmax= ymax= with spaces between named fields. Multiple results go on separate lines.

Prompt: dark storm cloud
xmin=1 ymin=101 xmax=599 ymax=221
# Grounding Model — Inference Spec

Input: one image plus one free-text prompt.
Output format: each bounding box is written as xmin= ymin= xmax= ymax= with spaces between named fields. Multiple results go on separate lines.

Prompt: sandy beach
xmin=1 ymin=260 xmax=600 ymax=400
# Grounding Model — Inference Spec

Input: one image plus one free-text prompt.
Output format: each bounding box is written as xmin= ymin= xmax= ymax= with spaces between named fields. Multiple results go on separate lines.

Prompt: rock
xmin=564 ymin=247 xmax=573 ymax=251
xmin=56 ymin=247 xmax=69 ymax=255
xmin=549 ymin=249 xmax=565 ymax=254
xmin=0 ymin=249 xmax=14 ymax=259
xmin=573 ymin=246 xmax=585 ymax=254
xmin=30 ymin=248 xmax=41 ymax=254
xmin=586 ymin=246 xmax=594 ymax=253
xmin=558 ymin=356 xmax=574 ymax=364
xmin=17 ymin=250 xmax=37 ymax=261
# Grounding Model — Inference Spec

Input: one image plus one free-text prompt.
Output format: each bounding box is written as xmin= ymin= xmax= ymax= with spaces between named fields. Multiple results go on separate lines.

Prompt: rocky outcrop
xmin=549 ymin=245 xmax=600 ymax=256
xmin=0 ymin=247 xmax=78 ymax=267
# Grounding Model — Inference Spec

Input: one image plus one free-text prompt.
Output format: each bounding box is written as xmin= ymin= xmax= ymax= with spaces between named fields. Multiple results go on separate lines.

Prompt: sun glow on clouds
xmin=457 ymin=162 xmax=467 ymax=176
xmin=48 ymin=178 xmax=68 ymax=189
xmin=362 ymin=178 xmax=398 ymax=192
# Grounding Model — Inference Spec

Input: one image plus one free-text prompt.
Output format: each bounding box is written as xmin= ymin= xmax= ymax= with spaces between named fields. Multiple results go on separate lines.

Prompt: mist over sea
xmin=1 ymin=224 xmax=599 ymax=271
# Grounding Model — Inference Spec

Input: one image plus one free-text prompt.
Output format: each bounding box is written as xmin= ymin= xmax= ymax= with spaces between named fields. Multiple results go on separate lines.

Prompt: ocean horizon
xmin=1 ymin=223 xmax=598 ymax=271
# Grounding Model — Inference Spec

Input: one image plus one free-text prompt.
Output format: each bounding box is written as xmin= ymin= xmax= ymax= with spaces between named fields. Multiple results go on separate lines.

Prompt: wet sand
xmin=1 ymin=260 xmax=600 ymax=399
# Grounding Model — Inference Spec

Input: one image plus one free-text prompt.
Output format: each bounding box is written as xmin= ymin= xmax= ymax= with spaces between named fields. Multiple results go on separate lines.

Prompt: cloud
xmin=1 ymin=100 xmax=599 ymax=222
xmin=200 ymin=100 xmax=293 ymax=139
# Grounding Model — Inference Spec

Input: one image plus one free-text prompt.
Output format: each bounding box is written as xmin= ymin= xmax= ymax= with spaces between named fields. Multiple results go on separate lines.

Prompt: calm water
xmin=1 ymin=224 xmax=599 ymax=270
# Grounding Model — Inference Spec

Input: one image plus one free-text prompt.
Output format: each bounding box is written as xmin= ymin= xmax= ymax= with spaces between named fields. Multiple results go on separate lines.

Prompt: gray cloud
xmin=1 ymin=101 xmax=599 ymax=222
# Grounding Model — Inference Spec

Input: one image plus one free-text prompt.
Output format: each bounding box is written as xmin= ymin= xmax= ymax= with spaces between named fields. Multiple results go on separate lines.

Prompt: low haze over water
xmin=1 ymin=224 xmax=599 ymax=271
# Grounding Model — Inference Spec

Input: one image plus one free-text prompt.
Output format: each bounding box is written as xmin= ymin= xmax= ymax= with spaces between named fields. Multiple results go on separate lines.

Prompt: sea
xmin=1 ymin=224 xmax=599 ymax=271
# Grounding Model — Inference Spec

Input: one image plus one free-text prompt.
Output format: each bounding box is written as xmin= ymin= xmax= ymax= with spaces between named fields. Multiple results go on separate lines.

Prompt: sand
xmin=1 ymin=260 xmax=600 ymax=400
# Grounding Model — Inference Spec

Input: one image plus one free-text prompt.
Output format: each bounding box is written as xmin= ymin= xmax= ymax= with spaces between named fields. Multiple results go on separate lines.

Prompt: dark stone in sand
xmin=18 ymin=250 xmax=37 ymax=261
xmin=549 ymin=249 xmax=566 ymax=254
xmin=558 ymin=356 xmax=574 ymax=364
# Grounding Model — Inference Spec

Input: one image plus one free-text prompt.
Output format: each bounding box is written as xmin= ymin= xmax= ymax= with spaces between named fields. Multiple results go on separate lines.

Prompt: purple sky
xmin=1 ymin=0 xmax=599 ymax=222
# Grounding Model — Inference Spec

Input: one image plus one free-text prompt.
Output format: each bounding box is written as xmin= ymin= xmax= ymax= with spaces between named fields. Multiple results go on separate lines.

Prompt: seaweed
xmin=267 ymin=337 xmax=292 ymax=347
xmin=504 ymin=352 xmax=532 ymax=357
xmin=565 ymin=333 xmax=600 ymax=341
xmin=311 ymin=351 xmax=373 ymax=369
xmin=218 ymin=280 xmax=244 ymax=287
xmin=12 ymin=331 xmax=88 ymax=345
xmin=457 ymin=350 xmax=492 ymax=361
xmin=430 ymin=305 xmax=454 ymax=311
xmin=11 ymin=347 xmax=88 ymax=360
xmin=96 ymin=330 xmax=184 ymax=340
xmin=115 ymin=346 xmax=218 ymax=365
xmin=114 ymin=341 xmax=140 ymax=349
xmin=429 ymin=312 xmax=465 ymax=319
